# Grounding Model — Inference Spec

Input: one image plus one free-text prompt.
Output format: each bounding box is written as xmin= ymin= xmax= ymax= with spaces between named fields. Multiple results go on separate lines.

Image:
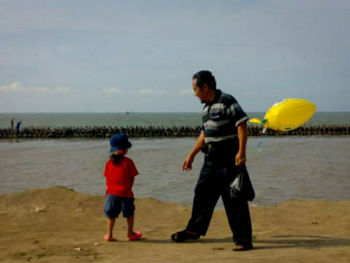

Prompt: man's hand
xmin=235 ymin=152 xmax=246 ymax=166
xmin=182 ymin=155 xmax=194 ymax=171
xmin=236 ymin=121 xmax=248 ymax=166
xmin=182 ymin=132 xmax=204 ymax=172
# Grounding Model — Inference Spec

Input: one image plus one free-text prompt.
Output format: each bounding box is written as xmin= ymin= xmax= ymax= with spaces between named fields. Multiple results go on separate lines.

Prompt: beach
xmin=1 ymin=136 xmax=349 ymax=262
xmin=0 ymin=186 xmax=349 ymax=263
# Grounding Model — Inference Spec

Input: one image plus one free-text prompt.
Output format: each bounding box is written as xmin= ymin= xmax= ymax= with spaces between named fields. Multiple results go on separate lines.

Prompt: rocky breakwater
xmin=0 ymin=124 xmax=349 ymax=139
xmin=0 ymin=126 xmax=201 ymax=139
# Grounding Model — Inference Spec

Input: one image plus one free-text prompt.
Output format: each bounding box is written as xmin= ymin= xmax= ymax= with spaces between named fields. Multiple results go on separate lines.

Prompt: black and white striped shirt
xmin=202 ymin=89 xmax=249 ymax=144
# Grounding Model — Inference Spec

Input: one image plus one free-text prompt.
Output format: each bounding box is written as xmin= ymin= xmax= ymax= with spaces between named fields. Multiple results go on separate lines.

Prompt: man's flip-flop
xmin=171 ymin=230 xmax=200 ymax=242
xmin=128 ymin=231 xmax=142 ymax=241
xmin=103 ymin=234 xmax=116 ymax=242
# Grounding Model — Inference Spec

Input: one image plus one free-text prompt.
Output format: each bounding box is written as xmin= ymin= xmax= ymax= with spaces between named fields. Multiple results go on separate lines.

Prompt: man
xmin=171 ymin=70 xmax=253 ymax=251
xmin=16 ymin=121 xmax=22 ymax=137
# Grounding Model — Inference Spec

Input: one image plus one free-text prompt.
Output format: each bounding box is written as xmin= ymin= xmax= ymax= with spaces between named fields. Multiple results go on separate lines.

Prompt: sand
xmin=0 ymin=187 xmax=349 ymax=263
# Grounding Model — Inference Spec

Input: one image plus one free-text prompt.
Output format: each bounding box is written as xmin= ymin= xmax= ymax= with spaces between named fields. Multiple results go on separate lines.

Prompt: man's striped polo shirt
xmin=202 ymin=89 xmax=249 ymax=144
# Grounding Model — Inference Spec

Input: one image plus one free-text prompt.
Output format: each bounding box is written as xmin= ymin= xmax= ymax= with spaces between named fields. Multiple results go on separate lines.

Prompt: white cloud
xmin=54 ymin=87 xmax=72 ymax=93
xmin=0 ymin=82 xmax=72 ymax=93
xmin=157 ymin=90 xmax=167 ymax=94
xmin=103 ymin=87 xmax=124 ymax=94
xmin=139 ymin=89 xmax=168 ymax=94
xmin=139 ymin=88 xmax=153 ymax=94
xmin=0 ymin=82 xmax=23 ymax=91
xmin=180 ymin=89 xmax=193 ymax=95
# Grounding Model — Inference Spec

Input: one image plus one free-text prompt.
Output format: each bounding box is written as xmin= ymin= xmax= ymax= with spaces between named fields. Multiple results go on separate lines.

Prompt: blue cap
xmin=110 ymin=133 xmax=132 ymax=152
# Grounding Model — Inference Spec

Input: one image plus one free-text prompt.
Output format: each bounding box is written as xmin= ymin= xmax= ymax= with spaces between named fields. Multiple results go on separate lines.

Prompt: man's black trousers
xmin=186 ymin=159 xmax=252 ymax=245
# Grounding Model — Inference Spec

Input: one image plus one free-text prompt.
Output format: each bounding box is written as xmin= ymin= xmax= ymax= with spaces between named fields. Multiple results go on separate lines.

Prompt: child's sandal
xmin=103 ymin=234 xmax=116 ymax=242
xmin=128 ymin=231 xmax=142 ymax=241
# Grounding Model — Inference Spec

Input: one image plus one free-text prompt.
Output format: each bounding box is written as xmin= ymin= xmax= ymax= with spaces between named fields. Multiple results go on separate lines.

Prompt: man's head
xmin=192 ymin=70 xmax=216 ymax=103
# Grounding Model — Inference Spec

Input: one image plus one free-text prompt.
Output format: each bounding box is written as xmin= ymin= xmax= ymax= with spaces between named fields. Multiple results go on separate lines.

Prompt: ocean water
xmin=0 ymin=136 xmax=349 ymax=207
xmin=0 ymin=112 xmax=350 ymax=128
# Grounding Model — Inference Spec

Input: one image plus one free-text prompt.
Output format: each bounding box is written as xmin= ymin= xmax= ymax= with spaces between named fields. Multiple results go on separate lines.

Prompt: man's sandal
xmin=171 ymin=230 xmax=200 ymax=242
xmin=232 ymin=243 xmax=253 ymax=251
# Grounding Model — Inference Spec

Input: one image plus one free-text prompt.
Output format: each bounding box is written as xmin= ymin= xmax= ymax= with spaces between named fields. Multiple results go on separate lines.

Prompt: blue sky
xmin=0 ymin=0 xmax=349 ymax=112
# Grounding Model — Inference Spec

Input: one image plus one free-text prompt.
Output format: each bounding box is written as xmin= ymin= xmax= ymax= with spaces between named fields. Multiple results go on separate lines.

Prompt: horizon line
xmin=0 ymin=110 xmax=350 ymax=114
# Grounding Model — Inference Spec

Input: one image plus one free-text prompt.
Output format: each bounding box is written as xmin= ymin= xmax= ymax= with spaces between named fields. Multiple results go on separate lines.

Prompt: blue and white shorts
xmin=104 ymin=194 xmax=135 ymax=218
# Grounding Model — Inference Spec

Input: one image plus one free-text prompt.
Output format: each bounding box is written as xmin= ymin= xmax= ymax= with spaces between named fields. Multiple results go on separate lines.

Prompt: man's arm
xmin=182 ymin=131 xmax=205 ymax=171
xmin=236 ymin=121 xmax=248 ymax=166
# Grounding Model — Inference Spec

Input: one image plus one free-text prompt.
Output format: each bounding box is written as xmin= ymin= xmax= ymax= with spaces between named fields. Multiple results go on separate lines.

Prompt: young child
xmin=103 ymin=133 xmax=142 ymax=241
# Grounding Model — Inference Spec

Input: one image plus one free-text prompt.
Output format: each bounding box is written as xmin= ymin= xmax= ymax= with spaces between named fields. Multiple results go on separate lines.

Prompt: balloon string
xmin=248 ymin=129 xmax=267 ymax=154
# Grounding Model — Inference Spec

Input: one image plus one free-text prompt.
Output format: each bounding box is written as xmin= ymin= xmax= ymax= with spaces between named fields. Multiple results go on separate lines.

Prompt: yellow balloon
xmin=250 ymin=98 xmax=317 ymax=132
xmin=249 ymin=118 xmax=263 ymax=124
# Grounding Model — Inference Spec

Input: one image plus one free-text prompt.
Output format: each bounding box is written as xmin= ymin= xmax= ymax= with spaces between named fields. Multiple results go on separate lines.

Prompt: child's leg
xmin=122 ymin=198 xmax=141 ymax=240
xmin=126 ymin=215 xmax=142 ymax=240
xmin=126 ymin=215 xmax=134 ymax=236
xmin=107 ymin=217 xmax=116 ymax=238
xmin=103 ymin=195 xmax=121 ymax=241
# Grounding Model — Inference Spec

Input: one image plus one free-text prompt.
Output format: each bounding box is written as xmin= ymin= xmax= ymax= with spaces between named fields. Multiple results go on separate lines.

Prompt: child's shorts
xmin=104 ymin=194 xmax=135 ymax=218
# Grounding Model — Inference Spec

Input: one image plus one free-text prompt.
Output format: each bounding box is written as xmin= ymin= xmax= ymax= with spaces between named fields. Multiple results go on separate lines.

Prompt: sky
xmin=0 ymin=0 xmax=349 ymax=112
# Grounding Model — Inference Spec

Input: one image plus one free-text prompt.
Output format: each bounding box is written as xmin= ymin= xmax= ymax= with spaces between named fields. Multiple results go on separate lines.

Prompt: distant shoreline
xmin=1 ymin=112 xmax=350 ymax=129
xmin=1 ymin=111 xmax=350 ymax=113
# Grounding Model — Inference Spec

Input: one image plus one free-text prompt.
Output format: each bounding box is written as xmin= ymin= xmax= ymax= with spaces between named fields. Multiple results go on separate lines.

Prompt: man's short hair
xmin=193 ymin=70 xmax=216 ymax=90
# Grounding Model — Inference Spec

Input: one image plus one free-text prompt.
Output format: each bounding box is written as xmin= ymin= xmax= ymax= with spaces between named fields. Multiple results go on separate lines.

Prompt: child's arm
xmin=130 ymin=176 xmax=135 ymax=187
xmin=129 ymin=160 xmax=137 ymax=187
xmin=103 ymin=162 xmax=109 ymax=177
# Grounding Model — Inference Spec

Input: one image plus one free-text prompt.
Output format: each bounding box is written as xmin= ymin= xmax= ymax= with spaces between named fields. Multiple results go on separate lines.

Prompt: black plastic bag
xmin=230 ymin=165 xmax=255 ymax=201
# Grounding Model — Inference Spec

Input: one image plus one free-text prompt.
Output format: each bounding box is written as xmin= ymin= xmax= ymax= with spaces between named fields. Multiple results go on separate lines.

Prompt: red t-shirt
xmin=104 ymin=156 xmax=139 ymax=198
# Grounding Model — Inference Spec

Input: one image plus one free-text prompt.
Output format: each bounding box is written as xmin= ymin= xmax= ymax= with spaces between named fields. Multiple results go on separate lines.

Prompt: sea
xmin=0 ymin=112 xmax=349 ymax=207
xmin=1 ymin=112 xmax=350 ymax=128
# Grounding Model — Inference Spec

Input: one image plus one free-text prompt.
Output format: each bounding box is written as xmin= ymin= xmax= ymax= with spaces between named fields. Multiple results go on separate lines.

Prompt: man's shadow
xmin=137 ymin=235 xmax=350 ymax=250
xmin=126 ymin=237 xmax=232 ymax=244
xmin=253 ymin=235 xmax=350 ymax=250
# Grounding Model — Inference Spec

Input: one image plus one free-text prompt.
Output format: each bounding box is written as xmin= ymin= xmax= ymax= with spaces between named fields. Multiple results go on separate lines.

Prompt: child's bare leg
xmin=107 ymin=217 xmax=115 ymax=238
xmin=127 ymin=216 xmax=135 ymax=236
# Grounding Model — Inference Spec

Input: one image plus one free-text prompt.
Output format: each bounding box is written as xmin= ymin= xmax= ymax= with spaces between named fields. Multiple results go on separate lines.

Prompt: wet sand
xmin=0 ymin=187 xmax=349 ymax=262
